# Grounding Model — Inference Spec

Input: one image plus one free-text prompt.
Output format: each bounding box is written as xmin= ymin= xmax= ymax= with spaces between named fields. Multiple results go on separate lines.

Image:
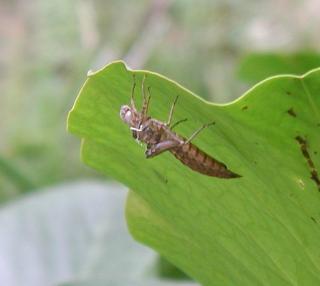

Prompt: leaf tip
xmin=86 ymin=60 xmax=129 ymax=78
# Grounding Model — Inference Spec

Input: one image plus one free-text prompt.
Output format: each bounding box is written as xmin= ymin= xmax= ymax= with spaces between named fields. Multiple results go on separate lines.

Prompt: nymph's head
xmin=120 ymin=105 xmax=132 ymax=125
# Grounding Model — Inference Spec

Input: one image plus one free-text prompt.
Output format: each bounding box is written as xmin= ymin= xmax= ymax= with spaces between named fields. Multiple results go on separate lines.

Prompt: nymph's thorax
xmin=133 ymin=118 xmax=182 ymax=145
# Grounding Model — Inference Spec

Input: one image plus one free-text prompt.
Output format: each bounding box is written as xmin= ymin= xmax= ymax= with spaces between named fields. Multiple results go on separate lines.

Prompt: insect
xmin=120 ymin=74 xmax=240 ymax=179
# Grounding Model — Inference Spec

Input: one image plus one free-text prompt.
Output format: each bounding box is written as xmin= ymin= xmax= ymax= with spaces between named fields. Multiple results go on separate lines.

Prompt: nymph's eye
xmin=124 ymin=110 xmax=131 ymax=123
xmin=120 ymin=105 xmax=132 ymax=124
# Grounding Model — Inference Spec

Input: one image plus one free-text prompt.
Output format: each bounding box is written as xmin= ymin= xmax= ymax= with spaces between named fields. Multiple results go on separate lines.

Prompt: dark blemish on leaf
xmin=296 ymin=136 xmax=310 ymax=162
xmin=286 ymin=91 xmax=292 ymax=95
xmin=311 ymin=217 xmax=317 ymax=223
xmin=153 ymin=170 xmax=168 ymax=184
xmin=314 ymin=151 xmax=318 ymax=155
xmin=287 ymin=108 xmax=297 ymax=117
xmin=311 ymin=170 xmax=320 ymax=188
xmin=241 ymin=105 xmax=248 ymax=111
xmin=295 ymin=136 xmax=320 ymax=191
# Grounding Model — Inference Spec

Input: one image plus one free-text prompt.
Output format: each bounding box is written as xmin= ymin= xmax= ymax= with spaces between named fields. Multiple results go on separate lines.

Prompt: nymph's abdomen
xmin=170 ymin=142 xmax=240 ymax=178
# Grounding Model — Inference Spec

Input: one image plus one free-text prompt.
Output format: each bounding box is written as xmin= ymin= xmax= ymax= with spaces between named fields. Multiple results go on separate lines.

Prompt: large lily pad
xmin=68 ymin=61 xmax=320 ymax=286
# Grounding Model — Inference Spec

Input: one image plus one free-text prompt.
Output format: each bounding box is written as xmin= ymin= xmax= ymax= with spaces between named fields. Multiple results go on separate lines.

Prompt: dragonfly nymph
xmin=120 ymin=74 xmax=240 ymax=179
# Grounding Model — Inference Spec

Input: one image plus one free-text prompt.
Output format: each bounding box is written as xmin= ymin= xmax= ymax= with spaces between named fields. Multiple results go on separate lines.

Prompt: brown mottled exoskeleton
xmin=120 ymin=75 xmax=240 ymax=178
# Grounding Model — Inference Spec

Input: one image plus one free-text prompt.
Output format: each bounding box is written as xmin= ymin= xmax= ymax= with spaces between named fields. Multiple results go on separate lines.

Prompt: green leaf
xmin=68 ymin=61 xmax=320 ymax=286
xmin=238 ymin=52 xmax=320 ymax=84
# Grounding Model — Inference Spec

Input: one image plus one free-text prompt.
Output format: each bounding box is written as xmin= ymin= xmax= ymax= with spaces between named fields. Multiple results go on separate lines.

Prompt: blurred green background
xmin=1 ymin=0 xmax=320 ymax=285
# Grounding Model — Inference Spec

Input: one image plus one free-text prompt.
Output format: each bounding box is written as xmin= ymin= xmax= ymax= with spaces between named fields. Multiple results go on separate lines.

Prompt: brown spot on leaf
xmin=311 ymin=217 xmax=317 ymax=223
xmin=287 ymin=108 xmax=297 ymax=117
xmin=286 ymin=91 xmax=292 ymax=95
xmin=242 ymin=105 xmax=248 ymax=111
xmin=295 ymin=136 xmax=320 ymax=191
xmin=311 ymin=170 xmax=320 ymax=187
xmin=153 ymin=170 xmax=168 ymax=184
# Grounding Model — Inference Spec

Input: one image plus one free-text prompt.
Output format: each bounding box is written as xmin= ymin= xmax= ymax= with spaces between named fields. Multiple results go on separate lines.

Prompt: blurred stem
xmin=0 ymin=155 xmax=35 ymax=192
xmin=91 ymin=0 xmax=172 ymax=70
xmin=124 ymin=0 xmax=172 ymax=69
